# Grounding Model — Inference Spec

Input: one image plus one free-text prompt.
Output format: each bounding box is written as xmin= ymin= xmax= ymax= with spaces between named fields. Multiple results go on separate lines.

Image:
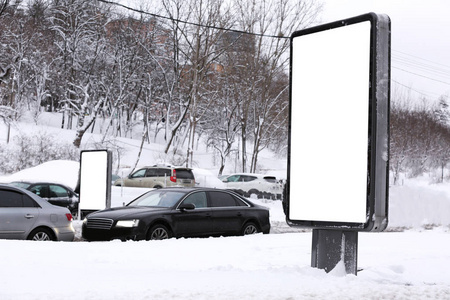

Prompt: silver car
xmin=115 ymin=165 xmax=195 ymax=189
xmin=0 ymin=184 xmax=75 ymax=241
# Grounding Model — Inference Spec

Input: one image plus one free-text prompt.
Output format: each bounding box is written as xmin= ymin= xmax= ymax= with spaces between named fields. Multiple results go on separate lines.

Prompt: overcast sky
xmin=320 ymin=0 xmax=450 ymax=103
xmin=117 ymin=0 xmax=449 ymax=104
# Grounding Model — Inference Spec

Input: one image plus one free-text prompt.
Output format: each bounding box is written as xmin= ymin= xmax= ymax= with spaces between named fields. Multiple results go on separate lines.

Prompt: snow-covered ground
xmin=1 ymin=227 xmax=449 ymax=299
xmin=1 ymin=113 xmax=450 ymax=299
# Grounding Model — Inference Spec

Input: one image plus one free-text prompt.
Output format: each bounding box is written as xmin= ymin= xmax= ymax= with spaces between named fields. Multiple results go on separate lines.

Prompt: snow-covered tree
xmin=0 ymin=0 xmax=9 ymax=17
xmin=223 ymin=0 xmax=322 ymax=172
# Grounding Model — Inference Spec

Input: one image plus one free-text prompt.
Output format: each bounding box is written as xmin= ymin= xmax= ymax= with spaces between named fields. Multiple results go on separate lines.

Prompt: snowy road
xmin=1 ymin=229 xmax=449 ymax=300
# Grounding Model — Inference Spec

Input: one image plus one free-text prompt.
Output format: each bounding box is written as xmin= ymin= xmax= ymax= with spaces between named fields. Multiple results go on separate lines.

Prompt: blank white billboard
xmin=290 ymin=21 xmax=370 ymax=223
xmin=288 ymin=13 xmax=390 ymax=231
xmin=79 ymin=150 xmax=111 ymax=211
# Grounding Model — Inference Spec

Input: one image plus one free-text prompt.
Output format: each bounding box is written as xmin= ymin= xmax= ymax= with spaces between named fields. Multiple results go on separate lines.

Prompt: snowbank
xmin=0 ymin=160 xmax=79 ymax=190
xmin=192 ymin=168 xmax=225 ymax=188
xmin=1 ymin=230 xmax=449 ymax=300
xmin=389 ymin=184 xmax=450 ymax=228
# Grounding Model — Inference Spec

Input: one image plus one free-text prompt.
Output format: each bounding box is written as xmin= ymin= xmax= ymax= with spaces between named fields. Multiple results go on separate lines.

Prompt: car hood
xmin=88 ymin=206 xmax=170 ymax=219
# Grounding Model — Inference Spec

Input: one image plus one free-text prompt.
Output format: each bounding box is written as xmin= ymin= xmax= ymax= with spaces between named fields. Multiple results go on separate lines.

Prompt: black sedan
xmin=9 ymin=182 xmax=79 ymax=215
xmin=82 ymin=188 xmax=270 ymax=241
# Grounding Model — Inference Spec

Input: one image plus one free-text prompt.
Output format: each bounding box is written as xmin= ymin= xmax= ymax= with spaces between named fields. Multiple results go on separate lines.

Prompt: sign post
xmin=287 ymin=13 xmax=390 ymax=275
xmin=311 ymin=230 xmax=358 ymax=275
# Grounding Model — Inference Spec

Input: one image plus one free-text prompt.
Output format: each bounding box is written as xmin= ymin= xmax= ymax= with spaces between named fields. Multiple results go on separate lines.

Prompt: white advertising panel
xmin=79 ymin=150 xmax=112 ymax=211
xmin=287 ymin=13 xmax=390 ymax=231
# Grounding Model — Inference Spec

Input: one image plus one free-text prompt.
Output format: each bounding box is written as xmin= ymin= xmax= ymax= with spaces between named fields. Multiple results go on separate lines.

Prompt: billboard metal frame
xmin=287 ymin=13 xmax=391 ymax=232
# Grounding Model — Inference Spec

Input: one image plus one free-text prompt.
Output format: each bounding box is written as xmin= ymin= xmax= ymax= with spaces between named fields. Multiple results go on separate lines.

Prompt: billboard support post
xmin=311 ymin=229 xmax=358 ymax=275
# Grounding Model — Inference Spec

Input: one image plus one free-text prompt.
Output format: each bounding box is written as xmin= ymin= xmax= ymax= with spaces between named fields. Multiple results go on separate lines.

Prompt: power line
xmin=97 ymin=0 xmax=449 ymax=99
xmin=393 ymin=56 xmax=450 ymax=80
xmin=393 ymin=50 xmax=450 ymax=71
xmin=392 ymin=50 xmax=450 ymax=86
xmin=95 ymin=0 xmax=289 ymax=40
xmin=391 ymin=79 xmax=441 ymax=98
xmin=391 ymin=51 xmax=450 ymax=99
xmin=393 ymin=67 xmax=450 ymax=86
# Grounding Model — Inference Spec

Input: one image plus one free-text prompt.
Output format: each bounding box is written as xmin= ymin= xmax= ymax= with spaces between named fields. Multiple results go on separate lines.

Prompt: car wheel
xmin=248 ymin=189 xmax=260 ymax=198
xmin=27 ymin=228 xmax=55 ymax=241
xmin=242 ymin=222 xmax=259 ymax=235
xmin=147 ymin=224 xmax=171 ymax=240
xmin=153 ymin=185 xmax=163 ymax=189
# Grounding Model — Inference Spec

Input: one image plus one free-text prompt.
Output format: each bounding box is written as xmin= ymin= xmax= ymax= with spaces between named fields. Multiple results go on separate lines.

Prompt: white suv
xmin=221 ymin=173 xmax=282 ymax=199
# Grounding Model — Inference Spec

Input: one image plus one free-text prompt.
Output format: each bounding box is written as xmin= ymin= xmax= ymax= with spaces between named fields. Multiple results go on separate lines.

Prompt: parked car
xmin=221 ymin=173 xmax=283 ymax=199
xmin=111 ymin=174 xmax=120 ymax=185
xmin=82 ymin=187 xmax=270 ymax=241
xmin=114 ymin=165 xmax=195 ymax=189
xmin=0 ymin=184 xmax=75 ymax=241
xmin=8 ymin=182 xmax=79 ymax=215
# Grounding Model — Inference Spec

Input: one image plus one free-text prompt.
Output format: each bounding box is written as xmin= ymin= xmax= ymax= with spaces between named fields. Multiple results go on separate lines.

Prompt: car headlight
xmin=116 ymin=220 xmax=140 ymax=227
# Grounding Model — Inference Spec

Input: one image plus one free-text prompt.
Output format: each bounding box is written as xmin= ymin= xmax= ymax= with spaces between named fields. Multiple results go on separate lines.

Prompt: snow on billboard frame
xmin=287 ymin=13 xmax=390 ymax=232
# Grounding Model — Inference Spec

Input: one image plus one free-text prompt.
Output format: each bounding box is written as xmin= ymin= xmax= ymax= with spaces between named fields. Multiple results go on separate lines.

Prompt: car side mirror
xmin=179 ymin=203 xmax=195 ymax=211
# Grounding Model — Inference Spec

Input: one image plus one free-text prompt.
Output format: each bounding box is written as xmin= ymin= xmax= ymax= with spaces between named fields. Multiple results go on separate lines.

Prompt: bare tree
xmin=389 ymin=96 xmax=450 ymax=184
xmin=154 ymin=0 xmax=238 ymax=167
xmin=431 ymin=127 xmax=450 ymax=183
xmin=206 ymin=82 xmax=240 ymax=175
xmin=0 ymin=0 xmax=9 ymax=17
xmin=0 ymin=2 xmax=52 ymax=121
xmin=99 ymin=15 xmax=158 ymax=141
xmin=390 ymin=101 xmax=412 ymax=185
xmin=49 ymin=0 xmax=113 ymax=147
xmin=227 ymin=0 xmax=322 ymax=172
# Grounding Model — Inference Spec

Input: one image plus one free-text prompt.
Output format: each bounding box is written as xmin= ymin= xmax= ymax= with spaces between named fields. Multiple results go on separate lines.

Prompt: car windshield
xmin=128 ymin=190 xmax=185 ymax=208
xmin=175 ymin=169 xmax=194 ymax=179
xmin=9 ymin=182 xmax=31 ymax=189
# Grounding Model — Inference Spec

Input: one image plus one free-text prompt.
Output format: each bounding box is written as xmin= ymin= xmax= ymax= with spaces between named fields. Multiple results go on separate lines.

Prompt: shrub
xmin=0 ymin=132 xmax=79 ymax=174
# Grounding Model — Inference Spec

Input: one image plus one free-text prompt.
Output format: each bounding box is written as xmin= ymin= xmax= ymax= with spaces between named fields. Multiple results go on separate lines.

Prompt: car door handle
xmin=24 ymin=214 xmax=35 ymax=219
xmin=237 ymin=212 xmax=242 ymax=217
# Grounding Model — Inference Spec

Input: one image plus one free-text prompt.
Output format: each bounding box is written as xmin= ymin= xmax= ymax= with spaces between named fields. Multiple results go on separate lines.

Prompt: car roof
xmin=226 ymin=173 xmax=277 ymax=178
xmin=135 ymin=187 xmax=255 ymax=205
xmin=10 ymin=181 xmax=74 ymax=189
xmin=11 ymin=181 xmax=64 ymax=185
xmin=0 ymin=183 xmax=24 ymax=190
xmin=141 ymin=165 xmax=192 ymax=170
xmin=145 ymin=187 xmax=243 ymax=194
xmin=155 ymin=186 xmax=249 ymax=196
xmin=0 ymin=184 xmax=58 ymax=208
xmin=149 ymin=187 xmax=208 ymax=192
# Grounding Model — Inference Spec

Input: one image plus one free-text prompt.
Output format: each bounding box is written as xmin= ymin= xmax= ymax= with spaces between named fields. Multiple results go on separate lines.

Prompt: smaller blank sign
xmin=79 ymin=150 xmax=111 ymax=211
